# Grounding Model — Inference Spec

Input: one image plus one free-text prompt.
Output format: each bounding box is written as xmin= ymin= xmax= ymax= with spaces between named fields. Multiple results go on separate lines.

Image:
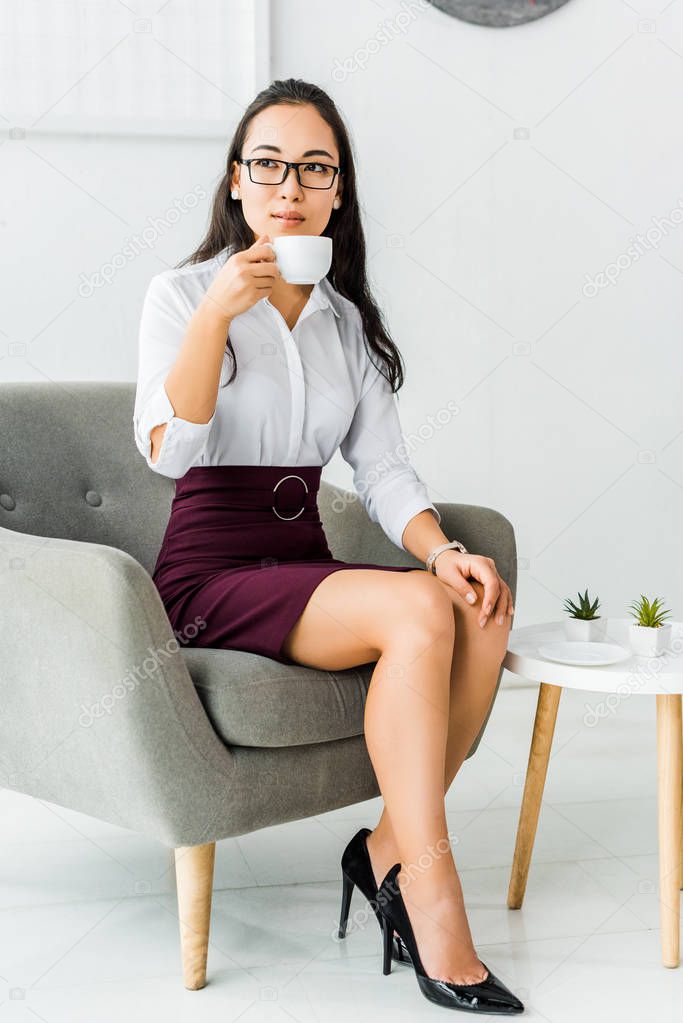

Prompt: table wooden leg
xmin=656 ymin=693 xmax=682 ymax=968
xmin=507 ymin=682 xmax=562 ymax=910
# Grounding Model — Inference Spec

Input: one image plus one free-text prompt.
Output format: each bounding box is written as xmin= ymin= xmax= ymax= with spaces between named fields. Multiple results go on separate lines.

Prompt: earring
xmin=231 ymin=189 xmax=240 ymax=200
xmin=333 ymin=197 xmax=342 ymax=209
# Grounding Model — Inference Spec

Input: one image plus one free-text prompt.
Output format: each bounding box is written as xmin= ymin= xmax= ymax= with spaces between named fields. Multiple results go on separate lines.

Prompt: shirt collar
xmin=263 ymin=276 xmax=342 ymax=328
xmin=311 ymin=276 xmax=341 ymax=319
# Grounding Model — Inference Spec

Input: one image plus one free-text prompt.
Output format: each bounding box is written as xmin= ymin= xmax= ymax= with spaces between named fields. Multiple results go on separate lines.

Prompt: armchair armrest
xmin=320 ymin=483 xmax=518 ymax=589
xmin=0 ymin=524 xmax=234 ymax=846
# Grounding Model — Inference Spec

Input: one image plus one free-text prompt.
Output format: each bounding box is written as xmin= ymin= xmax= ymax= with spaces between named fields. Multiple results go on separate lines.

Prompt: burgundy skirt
xmin=151 ymin=465 xmax=417 ymax=665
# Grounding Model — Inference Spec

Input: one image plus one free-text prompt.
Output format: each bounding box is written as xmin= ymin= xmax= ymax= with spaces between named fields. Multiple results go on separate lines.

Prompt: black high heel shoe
xmin=377 ymin=863 xmax=525 ymax=1015
xmin=338 ymin=827 xmax=412 ymax=965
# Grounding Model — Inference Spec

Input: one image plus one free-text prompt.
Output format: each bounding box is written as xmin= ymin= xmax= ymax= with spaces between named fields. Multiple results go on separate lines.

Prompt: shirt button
xmin=0 ymin=493 xmax=16 ymax=510
xmin=85 ymin=490 xmax=102 ymax=507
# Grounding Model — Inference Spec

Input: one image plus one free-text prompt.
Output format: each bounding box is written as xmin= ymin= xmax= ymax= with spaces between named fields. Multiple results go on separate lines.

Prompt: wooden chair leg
xmin=507 ymin=682 xmax=562 ymax=909
xmin=656 ymin=694 xmax=682 ymax=968
xmin=174 ymin=842 xmax=216 ymax=989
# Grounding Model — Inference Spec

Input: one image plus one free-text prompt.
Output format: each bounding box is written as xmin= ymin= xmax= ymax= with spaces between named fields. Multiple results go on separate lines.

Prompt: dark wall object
xmin=426 ymin=1 xmax=573 ymax=27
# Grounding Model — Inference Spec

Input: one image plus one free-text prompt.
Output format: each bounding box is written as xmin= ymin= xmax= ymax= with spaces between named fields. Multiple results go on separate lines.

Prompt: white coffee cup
xmin=268 ymin=235 xmax=332 ymax=284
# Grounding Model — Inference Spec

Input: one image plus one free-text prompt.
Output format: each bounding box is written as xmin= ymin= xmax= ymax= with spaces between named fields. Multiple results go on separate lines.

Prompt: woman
xmin=133 ymin=78 xmax=522 ymax=1015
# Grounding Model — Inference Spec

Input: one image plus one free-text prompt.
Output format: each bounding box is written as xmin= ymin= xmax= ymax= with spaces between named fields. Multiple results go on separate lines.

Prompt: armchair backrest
xmin=0 ymin=382 xmax=410 ymax=576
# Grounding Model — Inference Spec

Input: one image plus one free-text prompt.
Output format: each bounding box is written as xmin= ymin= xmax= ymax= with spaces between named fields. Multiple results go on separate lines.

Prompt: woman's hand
xmin=202 ymin=233 xmax=280 ymax=323
xmin=434 ymin=550 xmax=514 ymax=628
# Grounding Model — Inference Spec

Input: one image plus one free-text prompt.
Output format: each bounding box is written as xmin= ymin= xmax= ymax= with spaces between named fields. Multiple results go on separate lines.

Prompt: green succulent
xmin=627 ymin=594 xmax=672 ymax=628
xmin=563 ymin=588 xmax=601 ymax=620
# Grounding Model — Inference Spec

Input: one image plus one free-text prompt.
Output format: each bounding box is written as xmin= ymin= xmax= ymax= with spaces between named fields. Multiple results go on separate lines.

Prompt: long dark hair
xmin=177 ymin=78 xmax=405 ymax=392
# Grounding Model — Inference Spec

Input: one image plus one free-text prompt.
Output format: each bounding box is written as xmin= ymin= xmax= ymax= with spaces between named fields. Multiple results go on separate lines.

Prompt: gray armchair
xmin=0 ymin=382 xmax=517 ymax=990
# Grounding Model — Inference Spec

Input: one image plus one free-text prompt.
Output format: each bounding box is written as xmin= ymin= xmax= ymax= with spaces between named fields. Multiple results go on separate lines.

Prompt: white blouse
xmin=133 ymin=247 xmax=441 ymax=552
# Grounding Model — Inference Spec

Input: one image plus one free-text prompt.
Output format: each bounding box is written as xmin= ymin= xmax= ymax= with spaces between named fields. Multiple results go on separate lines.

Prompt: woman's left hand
xmin=433 ymin=550 xmax=514 ymax=628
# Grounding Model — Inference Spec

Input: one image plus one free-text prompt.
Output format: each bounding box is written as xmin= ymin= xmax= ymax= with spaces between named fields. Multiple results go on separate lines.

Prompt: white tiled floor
xmin=1 ymin=679 xmax=681 ymax=1021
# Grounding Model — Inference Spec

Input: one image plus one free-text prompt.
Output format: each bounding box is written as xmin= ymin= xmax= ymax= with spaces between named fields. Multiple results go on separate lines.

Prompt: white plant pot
xmin=563 ymin=617 xmax=605 ymax=642
xmin=629 ymin=622 xmax=673 ymax=656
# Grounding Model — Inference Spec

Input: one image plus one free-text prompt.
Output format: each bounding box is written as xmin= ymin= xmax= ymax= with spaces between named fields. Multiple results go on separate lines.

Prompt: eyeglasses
xmin=238 ymin=157 xmax=341 ymax=190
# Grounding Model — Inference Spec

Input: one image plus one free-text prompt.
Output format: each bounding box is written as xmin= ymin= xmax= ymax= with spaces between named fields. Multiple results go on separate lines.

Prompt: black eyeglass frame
xmin=237 ymin=157 xmax=341 ymax=190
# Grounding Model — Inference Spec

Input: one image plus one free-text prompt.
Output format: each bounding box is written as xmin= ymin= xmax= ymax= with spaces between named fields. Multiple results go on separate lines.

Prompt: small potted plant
xmin=562 ymin=588 xmax=605 ymax=641
xmin=627 ymin=594 xmax=673 ymax=656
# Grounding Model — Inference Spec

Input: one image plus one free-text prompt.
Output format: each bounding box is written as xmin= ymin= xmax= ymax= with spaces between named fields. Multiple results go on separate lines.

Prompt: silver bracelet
xmin=425 ymin=539 xmax=468 ymax=574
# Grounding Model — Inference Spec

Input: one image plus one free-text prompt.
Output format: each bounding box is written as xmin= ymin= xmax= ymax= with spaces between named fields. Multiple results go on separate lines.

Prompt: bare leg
xmin=281 ymin=569 xmax=499 ymax=984
xmin=367 ymin=578 xmax=511 ymax=883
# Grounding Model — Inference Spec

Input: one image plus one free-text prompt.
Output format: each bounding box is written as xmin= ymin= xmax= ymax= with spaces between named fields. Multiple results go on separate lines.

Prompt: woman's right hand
xmin=203 ymin=233 xmax=280 ymax=323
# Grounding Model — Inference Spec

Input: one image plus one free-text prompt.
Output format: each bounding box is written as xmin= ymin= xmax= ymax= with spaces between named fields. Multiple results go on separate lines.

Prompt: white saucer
xmin=537 ymin=641 xmax=632 ymax=666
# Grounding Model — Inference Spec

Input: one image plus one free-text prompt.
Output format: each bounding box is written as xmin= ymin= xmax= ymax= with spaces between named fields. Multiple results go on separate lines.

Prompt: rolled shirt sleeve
xmin=133 ymin=273 xmax=216 ymax=478
xmin=339 ymin=348 xmax=442 ymax=553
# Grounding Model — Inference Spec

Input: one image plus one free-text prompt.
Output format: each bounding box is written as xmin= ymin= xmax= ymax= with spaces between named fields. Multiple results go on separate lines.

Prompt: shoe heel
xmin=381 ymin=913 xmax=394 ymax=975
xmin=337 ymin=871 xmax=354 ymax=939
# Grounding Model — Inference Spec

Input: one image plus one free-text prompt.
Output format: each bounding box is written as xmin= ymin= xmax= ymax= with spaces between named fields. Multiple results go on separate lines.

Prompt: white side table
xmin=503 ymin=618 xmax=682 ymax=968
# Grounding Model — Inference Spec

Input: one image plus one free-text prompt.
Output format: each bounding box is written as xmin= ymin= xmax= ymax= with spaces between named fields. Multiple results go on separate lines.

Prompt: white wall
xmin=3 ymin=0 xmax=682 ymax=636
xmin=273 ymin=0 xmax=683 ymax=634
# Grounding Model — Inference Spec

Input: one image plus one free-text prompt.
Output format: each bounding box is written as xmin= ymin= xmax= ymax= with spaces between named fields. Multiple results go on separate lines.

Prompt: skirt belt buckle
xmin=272 ymin=473 xmax=309 ymax=521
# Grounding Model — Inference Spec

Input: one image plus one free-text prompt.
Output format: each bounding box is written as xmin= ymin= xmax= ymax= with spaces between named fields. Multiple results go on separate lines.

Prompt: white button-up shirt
xmin=133 ymin=248 xmax=441 ymax=552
